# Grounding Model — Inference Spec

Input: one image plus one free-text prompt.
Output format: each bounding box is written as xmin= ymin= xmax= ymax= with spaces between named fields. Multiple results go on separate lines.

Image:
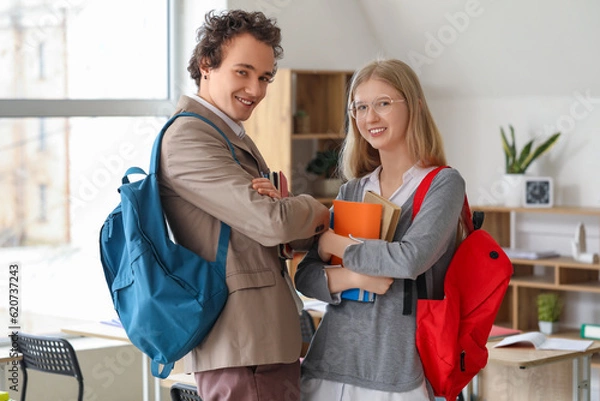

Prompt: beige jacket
xmin=158 ymin=96 xmax=329 ymax=372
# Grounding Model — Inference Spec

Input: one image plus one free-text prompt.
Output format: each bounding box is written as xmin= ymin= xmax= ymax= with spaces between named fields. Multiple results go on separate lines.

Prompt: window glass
xmin=0 ymin=116 xmax=167 ymax=334
xmin=0 ymin=0 xmax=168 ymax=99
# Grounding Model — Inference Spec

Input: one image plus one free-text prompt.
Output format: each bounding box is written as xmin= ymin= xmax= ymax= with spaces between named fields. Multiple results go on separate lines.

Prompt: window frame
xmin=0 ymin=0 xmax=178 ymax=119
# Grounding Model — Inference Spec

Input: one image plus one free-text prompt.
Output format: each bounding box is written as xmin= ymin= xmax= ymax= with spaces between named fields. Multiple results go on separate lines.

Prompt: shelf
xmin=510 ymin=276 xmax=555 ymax=288
xmin=474 ymin=205 xmax=600 ymax=216
xmin=480 ymin=206 xmax=600 ymax=332
xmin=292 ymin=133 xmax=346 ymax=140
xmin=510 ymin=256 xmax=600 ymax=269
xmin=245 ymin=69 xmax=350 ymax=199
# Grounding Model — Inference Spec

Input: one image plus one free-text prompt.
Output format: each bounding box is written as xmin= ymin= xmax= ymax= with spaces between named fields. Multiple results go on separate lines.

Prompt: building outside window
xmin=0 ymin=0 xmax=178 ymax=333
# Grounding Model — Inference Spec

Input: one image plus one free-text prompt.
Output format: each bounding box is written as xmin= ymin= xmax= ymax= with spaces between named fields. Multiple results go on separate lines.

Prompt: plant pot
xmin=538 ymin=321 xmax=559 ymax=335
xmin=502 ymin=174 xmax=525 ymax=207
xmin=294 ymin=115 xmax=310 ymax=134
xmin=314 ymin=178 xmax=342 ymax=198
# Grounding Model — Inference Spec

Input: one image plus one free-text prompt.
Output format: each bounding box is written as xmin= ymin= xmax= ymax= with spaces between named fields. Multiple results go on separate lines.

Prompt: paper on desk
xmin=493 ymin=331 xmax=593 ymax=351
xmin=100 ymin=318 xmax=123 ymax=328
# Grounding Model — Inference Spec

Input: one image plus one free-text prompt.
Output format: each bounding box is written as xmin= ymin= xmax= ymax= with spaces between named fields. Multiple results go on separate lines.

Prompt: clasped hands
xmin=251 ymin=178 xmax=393 ymax=296
xmin=318 ymin=229 xmax=393 ymax=296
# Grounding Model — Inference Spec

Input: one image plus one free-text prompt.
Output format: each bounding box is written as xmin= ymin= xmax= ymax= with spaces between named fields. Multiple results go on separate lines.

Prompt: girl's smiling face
xmin=352 ymin=78 xmax=409 ymax=152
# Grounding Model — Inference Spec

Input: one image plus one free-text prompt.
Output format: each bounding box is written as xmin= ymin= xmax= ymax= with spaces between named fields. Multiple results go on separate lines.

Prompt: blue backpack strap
xmin=121 ymin=167 xmax=147 ymax=184
xmin=151 ymin=361 xmax=174 ymax=379
xmin=149 ymin=111 xmax=240 ymax=174
xmin=149 ymin=111 xmax=238 ymax=268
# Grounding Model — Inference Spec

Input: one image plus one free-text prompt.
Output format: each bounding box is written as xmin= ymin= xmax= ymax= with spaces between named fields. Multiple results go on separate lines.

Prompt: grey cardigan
xmin=295 ymin=167 xmax=465 ymax=396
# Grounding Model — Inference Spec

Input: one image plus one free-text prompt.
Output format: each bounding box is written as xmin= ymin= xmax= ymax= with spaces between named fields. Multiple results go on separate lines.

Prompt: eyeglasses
xmin=348 ymin=95 xmax=406 ymax=120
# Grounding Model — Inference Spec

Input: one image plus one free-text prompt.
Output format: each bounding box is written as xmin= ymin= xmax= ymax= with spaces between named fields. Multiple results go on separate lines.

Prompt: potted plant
xmin=294 ymin=109 xmax=310 ymax=134
xmin=537 ymin=292 xmax=563 ymax=334
xmin=306 ymin=149 xmax=341 ymax=197
xmin=499 ymin=125 xmax=561 ymax=206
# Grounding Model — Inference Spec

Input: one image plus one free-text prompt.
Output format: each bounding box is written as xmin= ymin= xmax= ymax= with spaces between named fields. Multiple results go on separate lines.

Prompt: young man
xmin=158 ymin=9 xmax=330 ymax=401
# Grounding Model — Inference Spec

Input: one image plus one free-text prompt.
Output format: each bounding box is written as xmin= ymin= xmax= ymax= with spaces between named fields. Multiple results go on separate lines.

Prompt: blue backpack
xmin=99 ymin=112 xmax=238 ymax=378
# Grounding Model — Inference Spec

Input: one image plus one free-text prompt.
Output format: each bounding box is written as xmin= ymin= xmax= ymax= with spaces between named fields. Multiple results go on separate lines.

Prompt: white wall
xmin=226 ymin=0 xmax=600 ymax=209
xmin=218 ymin=0 xmax=600 ymax=327
xmin=227 ymin=0 xmax=382 ymax=69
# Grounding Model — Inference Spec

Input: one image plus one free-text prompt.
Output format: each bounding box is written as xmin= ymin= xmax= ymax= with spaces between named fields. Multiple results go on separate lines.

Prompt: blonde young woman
xmin=295 ymin=59 xmax=465 ymax=401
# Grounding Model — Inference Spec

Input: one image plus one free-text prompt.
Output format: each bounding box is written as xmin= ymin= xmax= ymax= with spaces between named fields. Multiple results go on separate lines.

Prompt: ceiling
xmin=356 ymin=0 xmax=600 ymax=97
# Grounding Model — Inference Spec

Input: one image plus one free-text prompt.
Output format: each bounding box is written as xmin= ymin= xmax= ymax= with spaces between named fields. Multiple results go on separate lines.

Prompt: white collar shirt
xmin=189 ymin=94 xmax=246 ymax=139
xmin=360 ymin=164 xmax=438 ymax=206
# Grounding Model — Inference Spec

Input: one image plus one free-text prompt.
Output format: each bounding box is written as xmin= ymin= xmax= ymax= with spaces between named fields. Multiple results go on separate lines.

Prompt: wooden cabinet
xmin=473 ymin=206 xmax=600 ymax=332
xmin=245 ymin=69 xmax=354 ymax=283
xmin=245 ymin=69 xmax=353 ymax=203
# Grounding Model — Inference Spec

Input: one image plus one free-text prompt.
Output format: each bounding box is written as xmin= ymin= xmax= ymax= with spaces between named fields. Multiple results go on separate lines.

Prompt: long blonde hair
xmin=340 ymin=59 xmax=447 ymax=180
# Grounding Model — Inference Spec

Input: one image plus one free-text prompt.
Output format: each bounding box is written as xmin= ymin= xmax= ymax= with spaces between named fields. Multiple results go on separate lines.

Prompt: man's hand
xmin=251 ymin=177 xmax=281 ymax=199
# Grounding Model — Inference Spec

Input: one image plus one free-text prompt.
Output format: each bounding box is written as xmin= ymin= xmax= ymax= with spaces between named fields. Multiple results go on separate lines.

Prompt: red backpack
xmin=413 ymin=166 xmax=513 ymax=401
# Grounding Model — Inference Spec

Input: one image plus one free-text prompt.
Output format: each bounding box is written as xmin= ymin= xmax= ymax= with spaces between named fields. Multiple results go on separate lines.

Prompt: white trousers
xmin=301 ymin=377 xmax=431 ymax=401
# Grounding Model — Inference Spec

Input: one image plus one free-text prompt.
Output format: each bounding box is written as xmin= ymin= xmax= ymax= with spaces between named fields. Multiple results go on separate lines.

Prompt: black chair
xmin=15 ymin=332 xmax=84 ymax=401
xmin=300 ymin=309 xmax=316 ymax=343
xmin=170 ymin=382 xmax=202 ymax=401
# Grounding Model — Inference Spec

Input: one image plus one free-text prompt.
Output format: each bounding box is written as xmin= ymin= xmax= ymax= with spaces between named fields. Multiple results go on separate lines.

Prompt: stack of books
xmin=331 ymin=191 xmax=401 ymax=302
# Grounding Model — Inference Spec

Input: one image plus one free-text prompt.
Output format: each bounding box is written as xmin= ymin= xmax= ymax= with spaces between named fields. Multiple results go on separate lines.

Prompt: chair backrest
xmin=15 ymin=332 xmax=84 ymax=401
xmin=170 ymin=382 xmax=202 ymax=401
xmin=300 ymin=309 xmax=316 ymax=343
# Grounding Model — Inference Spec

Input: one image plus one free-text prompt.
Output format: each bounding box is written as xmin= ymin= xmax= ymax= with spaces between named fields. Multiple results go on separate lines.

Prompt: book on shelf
xmin=270 ymin=171 xmax=293 ymax=259
xmin=493 ymin=331 xmax=593 ymax=352
xmin=363 ymin=190 xmax=402 ymax=241
xmin=501 ymin=247 xmax=560 ymax=260
xmin=488 ymin=324 xmax=522 ymax=340
xmin=581 ymin=323 xmax=600 ymax=340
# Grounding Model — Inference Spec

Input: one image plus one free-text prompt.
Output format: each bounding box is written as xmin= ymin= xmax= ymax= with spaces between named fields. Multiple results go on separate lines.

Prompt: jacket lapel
xmin=174 ymin=96 xmax=263 ymax=170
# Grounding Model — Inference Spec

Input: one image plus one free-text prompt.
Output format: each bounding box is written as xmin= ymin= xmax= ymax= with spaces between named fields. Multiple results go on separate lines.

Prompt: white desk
xmin=62 ymin=322 xmax=162 ymax=401
xmin=475 ymin=337 xmax=600 ymax=401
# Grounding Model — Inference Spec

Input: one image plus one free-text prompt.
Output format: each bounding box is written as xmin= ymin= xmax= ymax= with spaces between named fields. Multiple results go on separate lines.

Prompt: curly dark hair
xmin=188 ymin=9 xmax=283 ymax=88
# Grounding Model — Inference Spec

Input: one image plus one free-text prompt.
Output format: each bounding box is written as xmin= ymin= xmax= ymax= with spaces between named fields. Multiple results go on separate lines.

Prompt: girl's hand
xmin=325 ymin=267 xmax=394 ymax=295
xmin=317 ymin=229 xmax=335 ymax=262
xmin=251 ymin=177 xmax=281 ymax=199
xmin=352 ymin=272 xmax=394 ymax=295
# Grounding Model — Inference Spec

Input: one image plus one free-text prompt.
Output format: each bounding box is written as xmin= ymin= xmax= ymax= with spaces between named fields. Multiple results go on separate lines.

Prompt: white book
xmin=493 ymin=331 xmax=593 ymax=352
xmin=502 ymin=247 xmax=560 ymax=260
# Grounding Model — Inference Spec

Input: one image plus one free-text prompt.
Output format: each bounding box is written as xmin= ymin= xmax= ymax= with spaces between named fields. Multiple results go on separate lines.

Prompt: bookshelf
xmin=473 ymin=206 xmax=600 ymax=339
xmin=244 ymin=69 xmax=353 ymax=202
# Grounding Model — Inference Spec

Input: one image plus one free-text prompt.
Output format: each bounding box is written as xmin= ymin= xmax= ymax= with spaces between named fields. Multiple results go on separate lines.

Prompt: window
xmin=38 ymin=42 xmax=46 ymax=80
xmin=0 ymin=0 xmax=169 ymax=100
xmin=0 ymin=0 xmax=179 ymax=335
xmin=38 ymin=118 xmax=46 ymax=151
xmin=38 ymin=184 xmax=47 ymax=221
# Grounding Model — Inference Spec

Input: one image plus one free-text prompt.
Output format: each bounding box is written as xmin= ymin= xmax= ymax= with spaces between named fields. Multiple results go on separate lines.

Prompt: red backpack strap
xmin=412 ymin=166 xmax=448 ymax=221
xmin=410 ymin=166 xmax=474 ymax=305
xmin=412 ymin=166 xmax=474 ymax=234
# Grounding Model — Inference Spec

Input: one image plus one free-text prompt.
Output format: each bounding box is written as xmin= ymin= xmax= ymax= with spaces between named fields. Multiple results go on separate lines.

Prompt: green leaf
xmin=500 ymin=126 xmax=514 ymax=172
xmin=515 ymin=140 xmax=533 ymax=172
xmin=520 ymin=132 xmax=561 ymax=173
xmin=537 ymin=293 xmax=562 ymax=322
xmin=305 ymin=149 xmax=340 ymax=178
xmin=499 ymin=126 xmax=561 ymax=174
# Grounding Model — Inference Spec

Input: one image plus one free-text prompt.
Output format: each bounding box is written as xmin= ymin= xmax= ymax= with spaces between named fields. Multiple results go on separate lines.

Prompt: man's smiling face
xmin=199 ymin=33 xmax=275 ymax=122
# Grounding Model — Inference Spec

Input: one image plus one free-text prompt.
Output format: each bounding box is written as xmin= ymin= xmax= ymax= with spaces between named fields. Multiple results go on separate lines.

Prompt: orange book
xmin=331 ymin=199 xmax=382 ymax=265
